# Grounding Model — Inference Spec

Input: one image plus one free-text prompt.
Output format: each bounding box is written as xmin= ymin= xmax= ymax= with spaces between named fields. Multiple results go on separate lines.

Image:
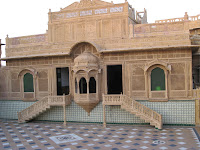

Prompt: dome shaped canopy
xmin=73 ymin=51 xmax=100 ymax=115
xmin=74 ymin=51 xmax=98 ymax=65
xmin=73 ymin=51 xmax=99 ymax=73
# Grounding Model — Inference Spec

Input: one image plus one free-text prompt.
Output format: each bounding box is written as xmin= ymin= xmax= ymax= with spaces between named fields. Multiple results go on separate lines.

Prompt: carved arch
xmin=144 ymin=60 xmax=170 ymax=101
xmin=144 ymin=59 xmax=171 ymax=73
xmin=69 ymin=41 xmax=102 ymax=55
xmin=18 ymin=68 xmax=38 ymax=78
xmin=18 ymin=68 xmax=37 ymax=101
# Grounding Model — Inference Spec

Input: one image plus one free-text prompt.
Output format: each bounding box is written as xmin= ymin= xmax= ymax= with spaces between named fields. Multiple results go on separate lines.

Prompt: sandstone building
xmin=1 ymin=0 xmax=200 ymax=128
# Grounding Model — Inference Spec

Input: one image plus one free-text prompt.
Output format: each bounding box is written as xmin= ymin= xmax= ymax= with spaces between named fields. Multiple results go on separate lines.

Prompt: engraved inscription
xmin=49 ymin=134 xmax=83 ymax=144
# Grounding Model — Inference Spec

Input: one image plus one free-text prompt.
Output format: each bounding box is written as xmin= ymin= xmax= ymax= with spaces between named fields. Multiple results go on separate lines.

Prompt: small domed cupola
xmin=73 ymin=51 xmax=98 ymax=72
xmin=73 ymin=51 xmax=100 ymax=115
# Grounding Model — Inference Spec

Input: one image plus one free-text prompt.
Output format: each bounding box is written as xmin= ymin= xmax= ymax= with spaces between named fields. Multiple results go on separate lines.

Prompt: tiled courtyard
xmin=0 ymin=120 xmax=200 ymax=150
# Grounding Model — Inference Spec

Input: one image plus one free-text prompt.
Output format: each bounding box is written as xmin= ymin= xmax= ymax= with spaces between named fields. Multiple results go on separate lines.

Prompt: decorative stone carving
xmin=10 ymin=34 xmax=46 ymax=45
xmin=18 ymin=68 xmax=38 ymax=101
xmin=66 ymin=12 xmax=78 ymax=18
xmin=110 ymin=6 xmax=123 ymax=13
xmin=144 ymin=59 xmax=171 ymax=73
xmin=73 ymin=51 xmax=100 ymax=115
xmin=95 ymin=8 xmax=108 ymax=15
xmin=80 ymin=10 xmax=92 ymax=16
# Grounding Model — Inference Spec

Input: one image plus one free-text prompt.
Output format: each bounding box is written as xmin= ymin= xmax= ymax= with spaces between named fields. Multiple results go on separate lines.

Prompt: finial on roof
xmin=184 ymin=12 xmax=189 ymax=21
xmin=49 ymin=9 xmax=51 ymax=13
xmin=6 ymin=34 xmax=9 ymax=38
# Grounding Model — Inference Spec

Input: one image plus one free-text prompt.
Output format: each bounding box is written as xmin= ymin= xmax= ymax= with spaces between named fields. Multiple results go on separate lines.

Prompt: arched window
xmin=89 ymin=77 xmax=96 ymax=93
xmin=24 ymin=73 xmax=34 ymax=92
xmin=79 ymin=77 xmax=87 ymax=94
xmin=151 ymin=67 xmax=165 ymax=91
xmin=75 ymin=78 xmax=78 ymax=93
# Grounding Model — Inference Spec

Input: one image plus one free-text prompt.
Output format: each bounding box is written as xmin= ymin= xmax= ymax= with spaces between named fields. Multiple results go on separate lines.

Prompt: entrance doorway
xmin=107 ymin=65 xmax=123 ymax=94
xmin=56 ymin=67 xmax=69 ymax=95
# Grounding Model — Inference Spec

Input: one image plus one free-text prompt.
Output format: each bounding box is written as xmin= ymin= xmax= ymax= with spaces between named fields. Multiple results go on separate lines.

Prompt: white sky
xmin=0 ymin=0 xmax=200 ymax=61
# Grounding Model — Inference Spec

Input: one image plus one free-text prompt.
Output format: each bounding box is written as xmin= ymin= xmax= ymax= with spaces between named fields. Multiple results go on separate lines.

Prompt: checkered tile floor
xmin=0 ymin=120 xmax=200 ymax=150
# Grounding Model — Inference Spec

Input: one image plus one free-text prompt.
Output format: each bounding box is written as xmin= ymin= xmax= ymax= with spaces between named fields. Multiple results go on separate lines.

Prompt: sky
xmin=0 ymin=0 xmax=200 ymax=62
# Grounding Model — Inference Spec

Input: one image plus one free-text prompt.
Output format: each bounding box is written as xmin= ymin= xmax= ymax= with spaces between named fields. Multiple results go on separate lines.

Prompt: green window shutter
xmin=151 ymin=67 xmax=165 ymax=91
xmin=24 ymin=73 xmax=34 ymax=92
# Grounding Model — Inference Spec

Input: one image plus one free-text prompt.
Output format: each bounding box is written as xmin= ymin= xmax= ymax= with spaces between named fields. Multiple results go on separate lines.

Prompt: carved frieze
xmin=110 ymin=6 xmax=123 ymax=13
xmin=10 ymin=34 xmax=46 ymax=45
xmin=80 ymin=10 xmax=92 ymax=16
xmin=66 ymin=12 xmax=78 ymax=18
xmin=95 ymin=8 xmax=107 ymax=15
xmin=51 ymin=6 xmax=124 ymax=21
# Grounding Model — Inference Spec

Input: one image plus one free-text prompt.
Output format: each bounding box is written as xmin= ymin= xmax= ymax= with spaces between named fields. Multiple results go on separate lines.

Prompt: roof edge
xmin=1 ymin=45 xmax=200 ymax=61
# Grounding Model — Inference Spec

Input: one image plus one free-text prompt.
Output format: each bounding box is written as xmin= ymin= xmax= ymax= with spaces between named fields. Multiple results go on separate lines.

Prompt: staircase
xmin=18 ymin=95 xmax=71 ymax=123
xmin=103 ymin=94 xmax=162 ymax=129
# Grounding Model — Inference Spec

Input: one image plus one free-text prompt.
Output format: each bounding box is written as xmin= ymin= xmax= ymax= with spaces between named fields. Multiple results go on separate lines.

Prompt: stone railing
xmin=122 ymin=95 xmax=162 ymax=126
xmin=7 ymin=34 xmax=47 ymax=46
xmin=18 ymin=96 xmax=49 ymax=123
xmin=155 ymin=14 xmax=200 ymax=23
xmin=48 ymin=94 xmax=71 ymax=106
xmin=194 ymin=88 xmax=200 ymax=125
xmin=102 ymin=94 xmax=122 ymax=105
xmin=155 ymin=17 xmax=185 ymax=23
xmin=189 ymin=15 xmax=200 ymax=21
xmin=102 ymin=94 xmax=162 ymax=129
xmin=134 ymin=20 xmax=200 ymax=37
xmin=18 ymin=94 xmax=71 ymax=123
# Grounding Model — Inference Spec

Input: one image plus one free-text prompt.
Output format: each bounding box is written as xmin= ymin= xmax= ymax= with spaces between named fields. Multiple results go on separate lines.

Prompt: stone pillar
xmin=103 ymin=104 xmax=106 ymax=128
xmin=129 ymin=24 xmax=134 ymax=38
xmin=86 ymin=75 xmax=89 ymax=100
xmin=63 ymin=94 xmax=67 ymax=126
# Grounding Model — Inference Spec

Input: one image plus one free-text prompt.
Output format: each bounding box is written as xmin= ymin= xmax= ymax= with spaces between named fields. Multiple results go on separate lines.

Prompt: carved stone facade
xmin=0 ymin=0 xmax=200 ymax=124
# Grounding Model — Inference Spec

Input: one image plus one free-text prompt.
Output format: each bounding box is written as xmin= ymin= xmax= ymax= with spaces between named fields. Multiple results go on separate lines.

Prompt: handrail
xmin=18 ymin=96 xmax=48 ymax=123
xmin=155 ymin=14 xmax=200 ymax=23
xmin=49 ymin=94 xmax=71 ymax=106
xmin=102 ymin=94 xmax=122 ymax=105
xmin=102 ymin=94 xmax=162 ymax=129
xmin=123 ymin=95 xmax=162 ymax=123
xmin=18 ymin=94 xmax=71 ymax=123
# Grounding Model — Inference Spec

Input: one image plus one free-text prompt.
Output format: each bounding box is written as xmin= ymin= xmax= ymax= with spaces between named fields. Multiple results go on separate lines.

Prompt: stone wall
xmin=103 ymin=48 xmax=193 ymax=100
xmin=0 ymin=46 xmax=193 ymax=101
